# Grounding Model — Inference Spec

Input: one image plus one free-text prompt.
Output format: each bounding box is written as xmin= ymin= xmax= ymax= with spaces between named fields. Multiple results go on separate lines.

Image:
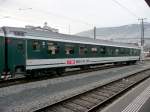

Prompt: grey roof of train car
xmin=2 ymin=26 xmax=140 ymax=49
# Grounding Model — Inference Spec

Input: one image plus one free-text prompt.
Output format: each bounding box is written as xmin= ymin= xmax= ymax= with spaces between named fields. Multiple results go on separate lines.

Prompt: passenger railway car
xmin=0 ymin=26 xmax=140 ymax=79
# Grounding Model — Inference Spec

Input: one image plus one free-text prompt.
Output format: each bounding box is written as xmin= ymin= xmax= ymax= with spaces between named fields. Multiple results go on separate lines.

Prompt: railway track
xmin=36 ymin=69 xmax=150 ymax=112
xmin=0 ymin=64 xmax=126 ymax=88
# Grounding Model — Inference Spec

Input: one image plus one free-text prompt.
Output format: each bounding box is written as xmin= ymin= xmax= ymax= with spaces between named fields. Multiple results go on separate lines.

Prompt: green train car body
xmin=0 ymin=26 xmax=141 ymax=79
xmin=0 ymin=29 xmax=5 ymax=78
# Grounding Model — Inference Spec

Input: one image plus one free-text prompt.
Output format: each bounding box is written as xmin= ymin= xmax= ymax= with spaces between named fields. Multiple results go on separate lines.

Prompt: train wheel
xmin=80 ymin=66 xmax=90 ymax=70
xmin=56 ymin=68 xmax=65 ymax=76
xmin=33 ymin=70 xmax=43 ymax=77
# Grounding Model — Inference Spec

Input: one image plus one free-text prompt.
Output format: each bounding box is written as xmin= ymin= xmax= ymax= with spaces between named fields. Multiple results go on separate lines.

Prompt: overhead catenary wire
xmin=0 ymin=6 xmax=93 ymax=28
xmin=111 ymin=0 xmax=139 ymax=18
xmin=18 ymin=8 xmax=93 ymax=27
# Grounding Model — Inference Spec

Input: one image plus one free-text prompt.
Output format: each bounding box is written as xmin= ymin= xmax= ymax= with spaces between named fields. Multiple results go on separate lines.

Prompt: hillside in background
xmin=77 ymin=23 xmax=150 ymax=51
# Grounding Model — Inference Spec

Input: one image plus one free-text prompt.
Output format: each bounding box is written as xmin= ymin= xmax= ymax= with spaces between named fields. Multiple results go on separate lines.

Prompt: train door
xmin=0 ymin=35 xmax=5 ymax=79
xmin=15 ymin=39 xmax=26 ymax=66
xmin=7 ymin=38 xmax=26 ymax=74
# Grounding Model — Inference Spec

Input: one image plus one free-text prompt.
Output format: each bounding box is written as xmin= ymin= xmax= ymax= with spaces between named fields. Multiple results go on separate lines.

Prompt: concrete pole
xmin=94 ymin=26 xmax=96 ymax=40
xmin=138 ymin=18 xmax=146 ymax=62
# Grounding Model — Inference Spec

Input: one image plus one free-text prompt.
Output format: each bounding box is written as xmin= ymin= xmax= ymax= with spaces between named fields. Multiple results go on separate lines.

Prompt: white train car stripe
xmin=26 ymin=56 xmax=139 ymax=70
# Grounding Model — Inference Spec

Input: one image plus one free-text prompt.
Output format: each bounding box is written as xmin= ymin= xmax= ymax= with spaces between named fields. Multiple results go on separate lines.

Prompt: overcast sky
xmin=0 ymin=0 xmax=149 ymax=34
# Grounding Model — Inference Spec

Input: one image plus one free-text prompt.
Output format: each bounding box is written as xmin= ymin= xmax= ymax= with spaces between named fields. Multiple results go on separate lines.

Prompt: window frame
xmin=79 ymin=46 xmax=88 ymax=55
xmin=47 ymin=42 xmax=59 ymax=55
xmin=32 ymin=40 xmax=41 ymax=52
xmin=65 ymin=44 xmax=74 ymax=55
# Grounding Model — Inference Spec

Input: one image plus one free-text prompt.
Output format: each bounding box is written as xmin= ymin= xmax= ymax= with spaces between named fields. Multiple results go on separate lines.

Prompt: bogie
xmin=55 ymin=68 xmax=65 ymax=76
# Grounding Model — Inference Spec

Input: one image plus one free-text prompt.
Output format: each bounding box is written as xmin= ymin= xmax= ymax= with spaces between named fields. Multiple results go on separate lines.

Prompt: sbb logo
xmin=67 ymin=60 xmax=76 ymax=64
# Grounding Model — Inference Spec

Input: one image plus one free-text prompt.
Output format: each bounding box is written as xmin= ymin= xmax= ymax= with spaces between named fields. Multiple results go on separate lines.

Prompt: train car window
xmin=130 ymin=49 xmax=133 ymax=55
xmin=91 ymin=47 xmax=98 ymax=53
xmin=120 ymin=48 xmax=124 ymax=54
xmin=65 ymin=45 xmax=74 ymax=55
xmin=100 ymin=47 xmax=106 ymax=54
xmin=32 ymin=41 xmax=40 ymax=51
xmin=115 ymin=48 xmax=119 ymax=55
xmin=134 ymin=50 xmax=137 ymax=55
xmin=108 ymin=48 xmax=113 ymax=56
xmin=79 ymin=46 xmax=88 ymax=55
xmin=17 ymin=42 xmax=23 ymax=51
xmin=47 ymin=42 xmax=59 ymax=55
xmin=124 ymin=48 xmax=128 ymax=55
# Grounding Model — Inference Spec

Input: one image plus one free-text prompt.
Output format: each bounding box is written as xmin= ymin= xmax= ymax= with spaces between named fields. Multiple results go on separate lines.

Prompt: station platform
xmin=101 ymin=73 xmax=150 ymax=112
xmin=0 ymin=63 xmax=150 ymax=112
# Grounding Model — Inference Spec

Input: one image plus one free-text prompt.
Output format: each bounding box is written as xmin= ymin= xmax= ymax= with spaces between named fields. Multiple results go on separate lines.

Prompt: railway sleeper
xmin=93 ymin=91 xmax=111 ymax=98
xmin=105 ymin=84 xmax=125 ymax=89
xmin=90 ymin=91 xmax=109 ymax=98
xmin=80 ymin=96 xmax=100 ymax=104
xmin=101 ymin=87 xmax=119 ymax=93
xmin=49 ymin=105 xmax=74 ymax=112
xmin=97 ymin=89 xmax=116 ymax=96
xmin=71 ymin=99 xmax=94 ymax=108
xmin=62 ymin=102 xmax=88 ymax=112
xmin=87 ymin=93 xmax=103 ymax=99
